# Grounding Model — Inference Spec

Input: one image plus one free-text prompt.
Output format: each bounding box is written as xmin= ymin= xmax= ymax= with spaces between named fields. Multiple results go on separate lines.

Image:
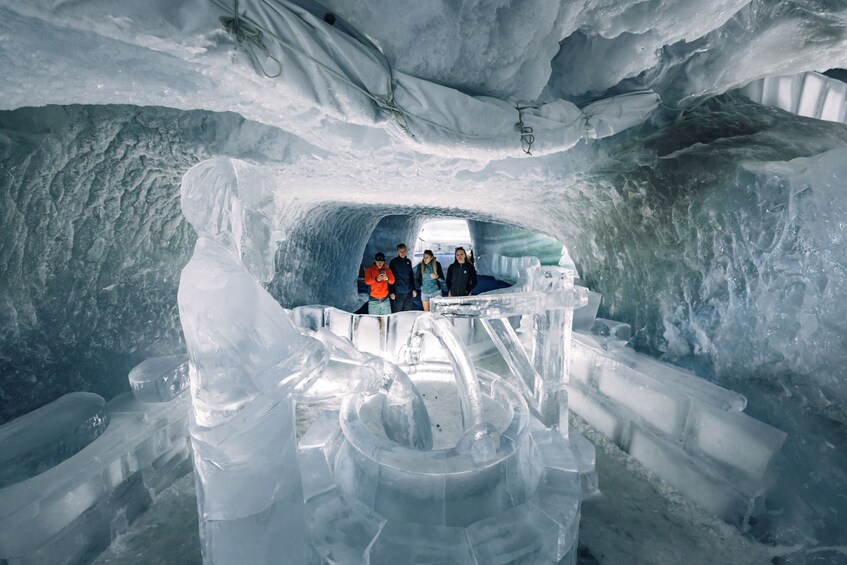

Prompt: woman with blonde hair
xmin=414 ymin=249 xmax=444 ymax=311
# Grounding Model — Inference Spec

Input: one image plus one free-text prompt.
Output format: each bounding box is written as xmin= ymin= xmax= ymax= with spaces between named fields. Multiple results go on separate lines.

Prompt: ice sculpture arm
xmin=296 ymin=328 xmax=385 ymax=401
xmin=251 ymin=335 xmax=329 ymax=399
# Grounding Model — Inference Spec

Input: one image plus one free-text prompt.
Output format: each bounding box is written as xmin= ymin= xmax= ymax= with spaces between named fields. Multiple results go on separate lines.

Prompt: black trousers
xmin=391 ymin=292 xmax=415 ymax=312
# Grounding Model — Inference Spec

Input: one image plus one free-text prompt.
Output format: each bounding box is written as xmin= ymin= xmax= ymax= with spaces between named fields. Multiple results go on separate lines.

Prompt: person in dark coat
xmin=388 ymin=243 xmax=417 ymax=312
xmin=445 ymin=246 xmax=477 ymax=297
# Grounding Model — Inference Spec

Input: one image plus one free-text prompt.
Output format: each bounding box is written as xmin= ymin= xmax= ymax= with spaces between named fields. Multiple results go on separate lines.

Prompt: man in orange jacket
xmin=364 ymin=252 xmax=395 ymax=315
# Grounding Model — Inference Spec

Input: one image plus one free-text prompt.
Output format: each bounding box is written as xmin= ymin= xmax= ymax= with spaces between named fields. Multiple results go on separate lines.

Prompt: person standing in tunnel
xmin=389 ymin=243 xmax=417 ymax=312
xmin=446 ymin=246 xmax=477 ymax=297
xmin=415 ymin=249 xmax=445 ymax=311
xmin=364 ymin=252 xmax=394 ymax=315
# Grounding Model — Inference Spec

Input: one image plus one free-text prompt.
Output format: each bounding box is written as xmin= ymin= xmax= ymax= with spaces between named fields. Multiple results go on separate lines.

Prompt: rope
xmin=372 ymin=88 xmax=411 ymax=134
xmin=515 ymin=104 xmax=536 ymax=155
xmin=217 ymin=0 xmax=282 ymax=78
xmin=657 ymin=96 xmax=710 ymax=114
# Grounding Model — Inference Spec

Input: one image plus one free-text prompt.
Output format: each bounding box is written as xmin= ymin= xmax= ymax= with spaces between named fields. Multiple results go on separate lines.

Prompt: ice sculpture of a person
xmin=177 ymin=157 xmax=326 ymax=564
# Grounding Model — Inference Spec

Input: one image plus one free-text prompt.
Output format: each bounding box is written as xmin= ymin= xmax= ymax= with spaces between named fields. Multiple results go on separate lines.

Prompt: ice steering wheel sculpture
xmin=297 ymin=270 xmax=591 ymax=564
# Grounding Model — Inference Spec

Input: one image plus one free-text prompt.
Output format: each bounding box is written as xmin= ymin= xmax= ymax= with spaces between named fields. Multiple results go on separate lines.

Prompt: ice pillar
xmin=527 ymin=267 xmax=578 ymax=434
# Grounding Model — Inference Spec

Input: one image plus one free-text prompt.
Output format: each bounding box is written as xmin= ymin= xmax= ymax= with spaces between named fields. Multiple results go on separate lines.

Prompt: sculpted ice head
xmin=181 ymin=157 xmax=283 ymax=282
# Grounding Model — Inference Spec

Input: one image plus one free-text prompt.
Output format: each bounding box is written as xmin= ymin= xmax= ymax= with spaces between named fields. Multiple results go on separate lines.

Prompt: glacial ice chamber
xmin=2 ymin=0 xmax=847 ymax=563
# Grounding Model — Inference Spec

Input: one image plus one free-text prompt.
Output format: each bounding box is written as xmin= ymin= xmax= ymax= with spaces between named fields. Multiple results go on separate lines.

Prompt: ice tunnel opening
xmin=413 ymin=219 xmax=473 ymax=263
xmin=350 ymin=212 xmax=578 ymax=311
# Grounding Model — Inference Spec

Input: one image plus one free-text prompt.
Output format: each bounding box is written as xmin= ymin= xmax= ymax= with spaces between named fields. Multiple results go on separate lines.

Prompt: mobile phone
xmin=380 ymin=269 xmax=385 ymax=276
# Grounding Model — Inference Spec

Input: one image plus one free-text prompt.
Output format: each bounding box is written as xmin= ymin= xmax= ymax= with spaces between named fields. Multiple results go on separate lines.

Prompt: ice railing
xmin=288 ymin=306 xmax=496 ymax=363
xmin=740 ymin=71 xmax=847 ymax=125
xmin=474 ymin=252 xmax=541 ymax=284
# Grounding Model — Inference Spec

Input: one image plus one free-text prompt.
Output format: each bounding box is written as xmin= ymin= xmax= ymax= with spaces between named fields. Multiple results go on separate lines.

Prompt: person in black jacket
xmin=388 ymin=243 xmax=417 ymax=312
xmin=445 ymin=247 xmax=477 ymax=297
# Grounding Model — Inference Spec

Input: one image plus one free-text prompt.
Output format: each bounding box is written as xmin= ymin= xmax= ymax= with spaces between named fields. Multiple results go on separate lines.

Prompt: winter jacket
xmin=364 ymin=263 xmax=395 ymax=299
xmin=446 ymin=261 xmax=477 ymax=297
xmin=388 ymin=256 xmax=416 ymax=294
xmin=415 ymin=260 xmax=445 ymax=294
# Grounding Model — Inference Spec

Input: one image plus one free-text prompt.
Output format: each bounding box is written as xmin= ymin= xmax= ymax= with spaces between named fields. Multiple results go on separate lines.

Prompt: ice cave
xmin=1 ymin=0 xmax=847 ymax=564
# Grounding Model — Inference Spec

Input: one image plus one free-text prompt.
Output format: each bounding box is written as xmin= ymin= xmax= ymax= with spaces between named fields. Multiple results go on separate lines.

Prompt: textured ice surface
xmin=568 ymin=96 xmax=847 ymax=423
xmin=549 ymin=2 xmax=847 ymax=107
xmin=4 ymin=0 xmax=844 ymax=120
xmin=4 ymin=94 xmax=847 ymax=426
xmin=0 ymin=105 xmax=317 ymax=424
xmin=0 ymin=0 xmax=659 ymax=161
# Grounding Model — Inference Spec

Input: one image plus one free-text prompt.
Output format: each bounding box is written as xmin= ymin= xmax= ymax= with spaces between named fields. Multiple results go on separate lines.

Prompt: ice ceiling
xmin=1 ymin=0 xmax=847 ymax=432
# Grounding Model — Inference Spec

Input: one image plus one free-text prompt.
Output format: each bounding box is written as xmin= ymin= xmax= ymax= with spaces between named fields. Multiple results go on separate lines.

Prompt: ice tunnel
xmin=2 ymin=0 xmax=847 ymax=563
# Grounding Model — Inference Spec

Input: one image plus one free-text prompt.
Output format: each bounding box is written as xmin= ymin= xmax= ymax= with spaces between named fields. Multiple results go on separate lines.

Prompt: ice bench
xmin=0 ymin=392 xmax=191 ymax=564
xmin=568 ymin=331 xmax=786 ymax=524
xmin=475 ymin=252 xmax=541 ymax=284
